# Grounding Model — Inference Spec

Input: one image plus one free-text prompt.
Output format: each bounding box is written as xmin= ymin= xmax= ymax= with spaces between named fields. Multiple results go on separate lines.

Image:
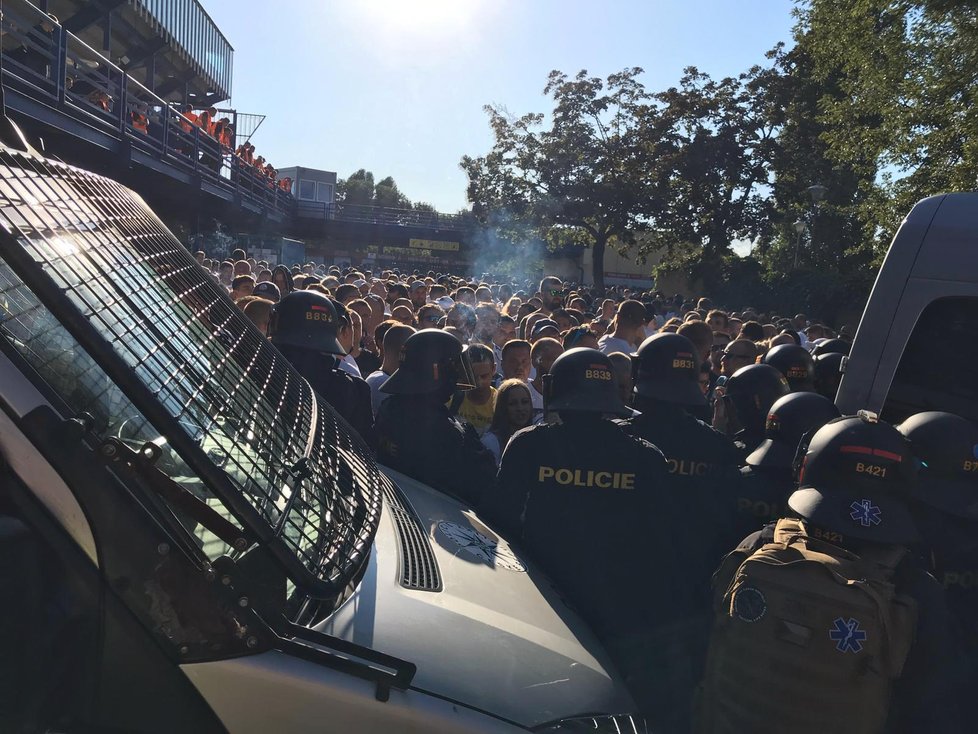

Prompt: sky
xmin=203 ymin=0 xmax=799 ymax=214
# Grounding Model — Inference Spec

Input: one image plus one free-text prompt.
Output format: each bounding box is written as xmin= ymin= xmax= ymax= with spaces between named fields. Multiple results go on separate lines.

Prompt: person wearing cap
xmin=269 ymin=291 xmax=374 ymax=449
xmin=376 ymin=330 xmax=495 ymax=506
xmin=899 ymin=411 xmax=978 ymax=721
xmin=700 ymin=413 xmax=961 ymax=734
xmin=528 ymin=318 xmax=560 ymax=344
xmin=252 ymin=280 xmax=280 ymax=304
xmin=484 ymin=348 xmax=692 ymax=726
xmin=527 ymin=338 xmax=563 ymax=423
xmin=735 ymin=392 xmax=840 ymax=539
xmin=408 ymin=281 xmax=428 ymax=310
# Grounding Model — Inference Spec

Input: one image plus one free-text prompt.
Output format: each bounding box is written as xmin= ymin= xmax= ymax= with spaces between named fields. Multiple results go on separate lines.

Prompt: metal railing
xmin=295 ymin=199 xmax=464 ymax=228
xmin=0 ymin=1 xmax=290 ymax=217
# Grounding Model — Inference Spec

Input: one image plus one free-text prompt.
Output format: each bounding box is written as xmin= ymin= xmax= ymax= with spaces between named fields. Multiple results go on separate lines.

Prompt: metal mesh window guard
xmin=0 ymin=147 xmax=382 ymax=602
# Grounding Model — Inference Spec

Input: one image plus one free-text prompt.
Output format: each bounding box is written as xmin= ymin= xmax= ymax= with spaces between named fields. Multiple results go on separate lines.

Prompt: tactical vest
xmin=695 ymin=519 xmax=917 ymax=734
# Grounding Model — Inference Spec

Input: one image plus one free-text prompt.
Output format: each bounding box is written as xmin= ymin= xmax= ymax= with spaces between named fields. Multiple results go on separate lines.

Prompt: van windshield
xmin=0 ymin=150 xmax=382 ymax=605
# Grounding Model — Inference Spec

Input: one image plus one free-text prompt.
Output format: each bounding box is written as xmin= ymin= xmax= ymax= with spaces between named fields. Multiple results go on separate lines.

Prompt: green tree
xmin=801 ymin=0 xmax=978 ymax=255
xmin=643 ymin=65 xmax=780 ymax=266
xmin=337 ymin=169 xmax=375 ymax=206
xmin=462 ymin=68 xmax=659 ymax=293
xmin=374 ymin=176 xmax=410 ymax=208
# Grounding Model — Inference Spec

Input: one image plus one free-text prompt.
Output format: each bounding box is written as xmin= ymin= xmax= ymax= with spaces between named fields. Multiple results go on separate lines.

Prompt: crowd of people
xmin=199 ymin=248 xmax=974 ymax=734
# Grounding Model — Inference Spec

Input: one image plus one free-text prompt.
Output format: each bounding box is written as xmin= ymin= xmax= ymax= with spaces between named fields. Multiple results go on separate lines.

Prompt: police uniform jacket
xmin=484 ymin=416 xmax=698 ymax=726
xmin=620 ymin=402 xmax=747 ymax=585
xmin=914 ymin=507 xmax=978 ymax=720
xmin=733 ymin=524 xmax=963 ymax=734
xmin=280 ymin=347 xmax=376 ymax=450
xmin=376 ymin=393 xmax=495 ymax=507
xmin=734 ymin=465 xmax=793 ymax=540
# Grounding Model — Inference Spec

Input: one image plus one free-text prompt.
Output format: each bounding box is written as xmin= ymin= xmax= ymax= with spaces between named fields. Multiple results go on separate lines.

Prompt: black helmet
xmin=380 ymin=329 xmax=476 ymax=396
xmin=789 ymin=413 xmax=919 ymax=543
xmin=725 ymin=364 xmax=790 ymax=435
xmin=633 ymin=333 xmax=706 ymax=407
xmin=811 ymin=338 xmax=851 ymax=357
xmin=747 ymin=392 xmax=840 ymax=470
xmin=813 ymin=352 xmax=846 ymax=401
xmin=269 ymin=290 xmax=345 ymax=355
xmin=898 ymin=411 xmax=978 ymax=520
xmin=763 ymin=344 xmax=816 ymax=392
xmin=545 ymin=348 xmax=630 ymax=416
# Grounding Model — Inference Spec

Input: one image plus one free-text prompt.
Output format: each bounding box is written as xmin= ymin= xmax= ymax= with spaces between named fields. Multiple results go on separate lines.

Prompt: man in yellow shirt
xmin=454 ymin=344 xmax=496 ymax=435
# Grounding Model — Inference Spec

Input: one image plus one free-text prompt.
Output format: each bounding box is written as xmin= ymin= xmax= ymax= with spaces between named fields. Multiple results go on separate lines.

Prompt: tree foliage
xmin=462 ymin=68 xmax=658 ymax=293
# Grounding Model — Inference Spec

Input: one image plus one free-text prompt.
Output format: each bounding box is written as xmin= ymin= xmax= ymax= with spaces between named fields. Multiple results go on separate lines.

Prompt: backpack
xmin=695 ymin=518 xmax=918 ymax=734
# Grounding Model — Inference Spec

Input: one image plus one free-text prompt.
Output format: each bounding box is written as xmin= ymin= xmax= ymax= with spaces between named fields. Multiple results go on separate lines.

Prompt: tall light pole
xmin=793 ymin=219 xmax=807 ymax=269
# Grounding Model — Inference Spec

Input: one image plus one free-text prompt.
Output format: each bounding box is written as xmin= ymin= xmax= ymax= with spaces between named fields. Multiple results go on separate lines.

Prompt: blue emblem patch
xmin=829 ymin=617 xmax=867 ymax=653
xmin=973 ymin=444 xmax=978 ymax=460
xmin=733 ymin=586 xmax=767 ymax=623
xmin=849 ymin=499 xmax=882 ymax=527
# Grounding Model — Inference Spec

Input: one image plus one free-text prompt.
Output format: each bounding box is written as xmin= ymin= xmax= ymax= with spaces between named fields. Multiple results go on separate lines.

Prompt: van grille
xmin=382 ymin=478 xmax=441 ymax=592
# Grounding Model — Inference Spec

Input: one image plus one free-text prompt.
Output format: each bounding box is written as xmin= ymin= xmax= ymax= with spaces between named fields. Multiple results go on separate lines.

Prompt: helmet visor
xmin=452 ymin=349 xmax=477 ymax=390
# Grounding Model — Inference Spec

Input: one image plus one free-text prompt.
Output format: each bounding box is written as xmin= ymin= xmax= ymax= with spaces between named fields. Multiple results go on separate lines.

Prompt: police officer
xmin=699 ymin=414 xmax=961 ymax=734
xmin=763 ymin=343 xmax=817 ymax=392
xmin=482 ymin=348 xmax=689 ymax=730
xmin=376 ymin=329 xmax=495 ymax=507
xmin=899 ymin=411 xmax=978 ymax=721
xmin=621 ymin=333 xmax=745 ymax=575
xmin=736 ymin=392 xmax=839 ymax=538
xmin=269 ymin=291 xmax=375 ymax=448
xmin=814 ymin=351 xmax=846 ymax=401
xmin=719 ymin=363 xmax=790 ymax=457
xmin=811 ymin=337 xmax=851 ymax=357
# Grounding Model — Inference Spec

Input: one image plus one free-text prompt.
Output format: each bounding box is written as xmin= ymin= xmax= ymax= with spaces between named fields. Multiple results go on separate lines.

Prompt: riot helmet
xmin=788 ymin=413 xmax=919 ymax=543
xmin=269 ymin=290 xmax=345 ymax=356
xmin=380 ymin=329 xmax=476 ymax=398
xmin=633 ymin=333 xmax=706 ymax=407
xmin=813 ymin=352 xmax=846 ymax=401
xmin=544 ymin=347 xmax=630 ymax=417
xmin=747 ymin=392 xmax=840 ymax=470
xmin=898 ymin=411 xmax=978 ymax=520
xmin=724 ymin=364 xmax=790 ymax=436
xmin=811 ymin=338 xmax=851 ymax=357
xmin=763 ymin=344 xmax=816 ymax=392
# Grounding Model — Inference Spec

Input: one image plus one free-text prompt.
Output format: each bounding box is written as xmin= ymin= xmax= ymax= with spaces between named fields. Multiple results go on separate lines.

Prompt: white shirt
xmin=365 ymin=370 xmax=391 ymax=416
xmin=338 ymin=353 xmax=362 ymax=378
xmin=598 ymin=334 xmax=634 ymax=355
xmin=481 ymin=430 xmax=503 ymax=466
xmin=528 ymin=381 xmax=545 ymax=424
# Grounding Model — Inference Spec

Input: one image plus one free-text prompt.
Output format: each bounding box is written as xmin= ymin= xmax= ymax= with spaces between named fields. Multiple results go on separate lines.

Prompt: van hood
xmin=315 ymin=467 xmax=635 ymax=728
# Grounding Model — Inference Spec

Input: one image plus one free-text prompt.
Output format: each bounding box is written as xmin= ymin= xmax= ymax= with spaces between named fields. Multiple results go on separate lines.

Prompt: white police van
xmin=0 ymin=144 xmax=640 ymax=732
xmin=837 ymin=192 xmax=978 ymax=424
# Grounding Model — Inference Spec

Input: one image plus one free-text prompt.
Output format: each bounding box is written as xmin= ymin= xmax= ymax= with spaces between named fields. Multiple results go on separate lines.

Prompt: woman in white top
xmin=480 ymin=379 xmax=534 ymax=466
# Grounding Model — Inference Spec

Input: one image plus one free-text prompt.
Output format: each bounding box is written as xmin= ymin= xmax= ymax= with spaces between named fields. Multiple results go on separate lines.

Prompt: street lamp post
xmin=793 ymin=219 xmax=807 ymax=269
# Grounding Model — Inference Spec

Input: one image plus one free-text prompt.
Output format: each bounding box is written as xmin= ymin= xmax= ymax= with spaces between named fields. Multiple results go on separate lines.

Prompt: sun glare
xmin=358 ymin=0 xmax=479 ymax=32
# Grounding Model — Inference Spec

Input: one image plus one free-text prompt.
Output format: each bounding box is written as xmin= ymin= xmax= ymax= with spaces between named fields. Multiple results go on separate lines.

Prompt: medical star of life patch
xmin=850 ymin=499 xmax=882 ymax=527
xmin=829 ymin=617 xmax=867 ymax=653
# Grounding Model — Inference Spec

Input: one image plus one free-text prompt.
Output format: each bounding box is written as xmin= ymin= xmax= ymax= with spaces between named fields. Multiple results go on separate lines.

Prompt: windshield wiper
xmin=97 ymin=437 xmax=250 ymax=552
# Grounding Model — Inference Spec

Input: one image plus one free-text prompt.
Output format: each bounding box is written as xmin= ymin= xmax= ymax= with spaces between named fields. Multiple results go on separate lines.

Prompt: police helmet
xmin=633 ymin=333 xmax=706 ymax=407
xmin=545 ymin=347 xmax=630 ymax=417
xmin=788 ymin=413 xmax=919 ymax=543
xmin=269 ymin=290 xmax=345 ymax=356
xmin=813 ymin=352 xmax=846 ymax=401
xmin=724 ymin=364 xmax=790 ymax=435
xmin=898 ymin=411 xmax=978 ymax=520
xmin=747 ymin=392 xmax=840 ymax=470
xmin=811 ymin=338 xmax=851 ymax=357
xmin=763 ymin=344 xmax=816 ymax=392
xmin=380 ymin=329 xmax=476 ymax=396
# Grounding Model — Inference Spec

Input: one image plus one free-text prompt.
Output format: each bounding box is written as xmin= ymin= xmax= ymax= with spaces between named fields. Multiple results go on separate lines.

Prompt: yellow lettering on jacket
xmin=537 ymin=465 xmax=636 ymax=489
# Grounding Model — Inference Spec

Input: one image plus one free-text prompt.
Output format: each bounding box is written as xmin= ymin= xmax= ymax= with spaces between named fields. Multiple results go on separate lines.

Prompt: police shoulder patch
xmin=733 ymin=586 xmax=767 ymax=623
